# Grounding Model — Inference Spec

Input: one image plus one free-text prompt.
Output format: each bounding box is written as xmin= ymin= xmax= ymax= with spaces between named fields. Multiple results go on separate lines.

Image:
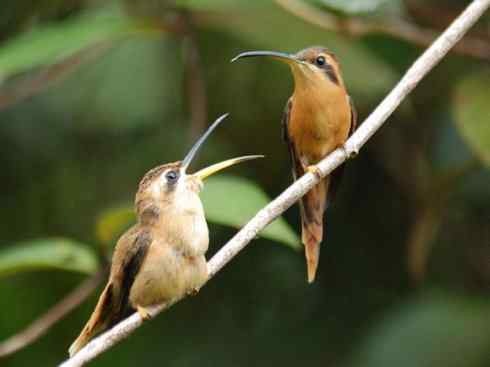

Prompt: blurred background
xmin=0 ymin=0 xmax=489 ymax=366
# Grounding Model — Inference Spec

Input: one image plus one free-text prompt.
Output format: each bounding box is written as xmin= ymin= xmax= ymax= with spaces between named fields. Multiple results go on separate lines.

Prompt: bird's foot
xmin=137 ymin=306 xmax=152 ymax=321
xmin=188 ymin=287 xmax=200 ymax=296
xmin=306 ymin=165 xmax=322 ymax=179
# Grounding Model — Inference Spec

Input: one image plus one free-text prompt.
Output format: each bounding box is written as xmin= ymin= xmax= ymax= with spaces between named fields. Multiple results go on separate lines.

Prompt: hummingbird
xmin=69 ymin=114 xmax=262 ymax=356
xmin=232 ymin=47 xmax=357 ymax=283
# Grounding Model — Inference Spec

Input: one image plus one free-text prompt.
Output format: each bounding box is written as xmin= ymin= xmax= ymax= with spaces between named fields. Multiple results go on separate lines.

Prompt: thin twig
xmin=406 ymin=159 xmax=480 ymax=284
xmin=274 ymin=0 xmax=490 ymax=61
xmin=406 ymin=199 xmax=445 ymax=284
xmin=59 ymin=1 xmax=490 ymax=366
xmin=181 ymin=13 xmax=208 ymax=141
xmin=0 ymin=269 xmax=105 ymax=358
xmin=0 ymin=42 xmax=112 ymax=112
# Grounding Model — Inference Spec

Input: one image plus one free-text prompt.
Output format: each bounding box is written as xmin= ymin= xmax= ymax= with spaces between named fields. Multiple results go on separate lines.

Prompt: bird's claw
xmin=188 ymin=287 xmax=200 ymax=296
xmin=137 ymin=306 xmax=152 ymax=321
xmin=306 ymin=165 xmax=322 ymax=179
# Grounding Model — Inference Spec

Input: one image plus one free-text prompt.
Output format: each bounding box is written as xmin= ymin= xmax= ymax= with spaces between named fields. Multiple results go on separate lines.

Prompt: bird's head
xmin=232 ymin=46 xmax=344 ymax=89
xmin=135 ymin=114 xmax=262 ymax=223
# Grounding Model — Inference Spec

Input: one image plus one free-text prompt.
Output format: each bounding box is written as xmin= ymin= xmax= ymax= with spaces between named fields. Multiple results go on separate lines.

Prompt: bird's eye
xmin=165 ymin=170 xmax=179 ymax=183
xmin=315 ymin=55 xmax=326 ymax=66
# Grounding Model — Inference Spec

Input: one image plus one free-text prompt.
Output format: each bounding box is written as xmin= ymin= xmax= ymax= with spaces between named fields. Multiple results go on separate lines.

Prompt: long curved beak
xmin=182 ymin=113 xmax=229 ymax=171
xmin=231 ymin=50 xmax=302 ymax=65
xmin=193 ymin=155 xmax=264 ymax=181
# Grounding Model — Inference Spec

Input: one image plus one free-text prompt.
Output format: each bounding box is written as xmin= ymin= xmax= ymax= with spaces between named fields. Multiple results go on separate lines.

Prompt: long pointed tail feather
xmin=68 ymin=283 xmax=117 ymax=356
xmin=300 ymin=179 xmax=328 ymax=283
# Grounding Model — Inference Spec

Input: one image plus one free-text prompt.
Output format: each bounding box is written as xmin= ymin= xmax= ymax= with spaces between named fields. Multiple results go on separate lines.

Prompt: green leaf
xmin=95 ymin=176 xmax=300 ymax=250
xmin=453 ymin=72 xmax=490 ymax=167
xmin=0 ymin=238 xmax=99 ymax=278
xmin=96 ymin=206 xmax=135 ymax=246
xmin=0 ymin=11 xmax=139 ymax=81
xmin=186 ymin=2 xmax=399 ymax=105
xmin=175 ymin=0 xmax=265 ymax=10
xmin=202 ymin=175 xmax=300 ymax=249
xmin=349 ymin=293 xmax=490 ymax=367
xmin=308 ymin=0 xmax=403 ymax=15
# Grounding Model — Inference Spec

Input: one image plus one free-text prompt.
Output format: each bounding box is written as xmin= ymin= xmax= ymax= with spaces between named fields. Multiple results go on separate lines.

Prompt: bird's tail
xmin=300 ymin=178 xmax=328 ymax=283
xmin=69 ymin=283 xmax=117 ymax=357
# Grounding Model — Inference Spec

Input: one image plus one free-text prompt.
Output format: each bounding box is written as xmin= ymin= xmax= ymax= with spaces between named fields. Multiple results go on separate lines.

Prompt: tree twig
xmin=181 ymin=13 xmax=209 ymax=141
xmin=59 ymin=1 xmax=490 ymax=366
xmin=406 ymin=159 xmax=480 ymax=284
xmin=0 ymin=42 xmax=114 ymax=112
xmin=0 ymin=268 xmax=105 ymax=358
xmin=274 ymin=0 xmax=490 ymax=61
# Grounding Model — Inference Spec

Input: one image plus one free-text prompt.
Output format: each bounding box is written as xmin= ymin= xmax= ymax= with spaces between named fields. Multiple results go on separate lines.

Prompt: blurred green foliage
xmin=310 ymin=0 xmax=403 ymax=15
xmin=0 ymin=238 xmax=98 ymax=278
xmin=0 ymin=9 xmax=137 ymax=80
xmin=453 ymin=71 xmax=490 ymax=166
xmin=0 ymin=0 xmax=489 ymax=366
xmin=95 ymin=175 xmax=300 ymax=251
xmin=201 ymin=175 xmax=300 ymax=249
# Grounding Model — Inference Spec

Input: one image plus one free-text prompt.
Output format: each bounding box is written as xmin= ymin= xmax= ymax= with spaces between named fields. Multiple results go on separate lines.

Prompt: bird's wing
xmin=68 ymin=226 xmax=151 ymax=356
xmin=327 ymin=95 xmax=358 ymax=203
xmin=282 ymin=98 xmax=304 ymax=181
xmin=281 ymin=98 xmax=292 ymax=144
xmin=348 ymin=95 xmax=358 ymax=134
xmin=283 ymin=98 xmax=325 ymax=282
xmin=110 ymin=227 xmax=152 ymax=324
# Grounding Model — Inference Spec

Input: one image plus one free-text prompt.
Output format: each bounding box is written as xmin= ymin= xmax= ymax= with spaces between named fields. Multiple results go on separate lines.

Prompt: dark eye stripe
xmin=322 ymin=64 xmax=339 ymax=85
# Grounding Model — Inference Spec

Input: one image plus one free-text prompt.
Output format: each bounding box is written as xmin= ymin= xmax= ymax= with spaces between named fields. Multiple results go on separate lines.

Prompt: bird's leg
xmin=306 ymin=165 xmax=322 ymax=179
xmin=137 ymin=305 xmax=152 ymax=321
xmin=187 ymin=288 xmax=200 ymax=296
xmin=300 ymin=156 xmax=322 ymax=179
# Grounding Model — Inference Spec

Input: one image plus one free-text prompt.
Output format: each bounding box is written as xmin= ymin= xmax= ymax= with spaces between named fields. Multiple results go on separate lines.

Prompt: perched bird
xmin=69 ymin=114 xmax=262 ymax=356
xmin=232 ymin=47 xmax=357 ymax=282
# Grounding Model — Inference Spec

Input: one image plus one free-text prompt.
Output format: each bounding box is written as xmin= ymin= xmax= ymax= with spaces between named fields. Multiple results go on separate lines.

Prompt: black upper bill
xmin=182 ymin=113 xmax=229 ymax=170
xmin=231 ymin=51 xmax=299 ymax=64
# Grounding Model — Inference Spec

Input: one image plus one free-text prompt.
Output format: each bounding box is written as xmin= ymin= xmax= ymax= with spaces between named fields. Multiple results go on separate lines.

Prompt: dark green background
xmin=0 ymin=1 xmax=489 ymax=366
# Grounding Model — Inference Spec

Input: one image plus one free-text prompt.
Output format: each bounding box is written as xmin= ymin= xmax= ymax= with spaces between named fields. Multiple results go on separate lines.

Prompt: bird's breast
xmin=156 ymin=192 xmax=209 ymax=257
xmin=130 ymin=239 xmax=208 ymax=307
xmin=289 ymin=84 xmax=351 ymax=162
xmin=155 ymin=209 xmax=209 ymax=258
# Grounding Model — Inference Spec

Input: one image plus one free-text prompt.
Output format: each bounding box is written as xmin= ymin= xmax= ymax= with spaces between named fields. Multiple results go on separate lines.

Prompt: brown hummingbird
xmin=69 ymin=114 xmax=262 ymax=356
xmin=232 ymin=47 xmax=357 ymax=283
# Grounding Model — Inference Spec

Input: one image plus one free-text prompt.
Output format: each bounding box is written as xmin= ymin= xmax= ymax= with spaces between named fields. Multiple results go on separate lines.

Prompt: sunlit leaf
xmin=0 ymin=238 xmax=99 ymax=278
xmin=0 ymin=11 xmax=139 ymax=81
xmin=453 ymin=72 xmax=490 ymax=166
xmin=202 ymin=175 xmax=300 ymax=249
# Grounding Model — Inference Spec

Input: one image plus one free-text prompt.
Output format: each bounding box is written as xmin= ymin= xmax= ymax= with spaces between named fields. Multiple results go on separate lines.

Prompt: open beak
xmin=182 ymin=113 xmax=229 ymax=171
xmin=181 ymin=113 xmax=263 ymax=180
xmin=193 ymin=155 xmax=263 ymax=181
xmin=231 ymin=50 xmax=302 ymax=66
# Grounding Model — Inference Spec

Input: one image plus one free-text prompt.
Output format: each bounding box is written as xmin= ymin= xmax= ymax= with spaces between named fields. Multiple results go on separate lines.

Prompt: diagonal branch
xmin=274 ymin=0 xmax=490 ymax=61
xmin=0 ymin=42 xmax=113 ymax=112
xmin=181 ymin=13 xmax=209 ymax=141
xmin=0 ymin=269 xmax=105 ymax=358
xmin=59 ymin=1 xmax=490 ymax=366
